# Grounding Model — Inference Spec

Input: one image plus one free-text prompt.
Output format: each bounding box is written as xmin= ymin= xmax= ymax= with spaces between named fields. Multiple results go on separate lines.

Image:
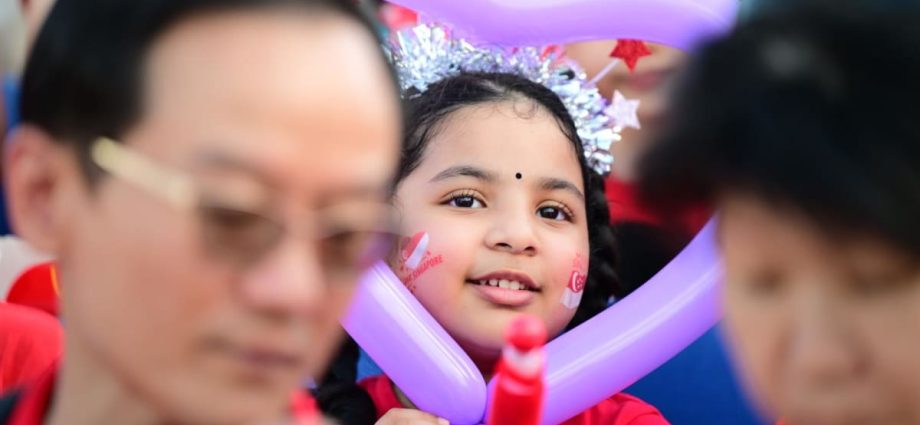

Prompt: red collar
xmin=8 ymin=367 xmax=55 ymax=425
xmin=8 ymin=367 xmax=318 ymax=425
xmin=358 ymin=375 xmax=403 ymax=419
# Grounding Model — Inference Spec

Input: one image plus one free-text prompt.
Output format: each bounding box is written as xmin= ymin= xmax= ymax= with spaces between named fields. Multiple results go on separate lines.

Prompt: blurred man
xmin=639 ymin=5 xmax=920 ymax=425
xmin=0 ymin=0 xmax=402 ymax=424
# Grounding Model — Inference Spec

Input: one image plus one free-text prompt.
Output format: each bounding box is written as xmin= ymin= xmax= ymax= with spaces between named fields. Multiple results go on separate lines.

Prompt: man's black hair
xmin=638 ymin=4 xmax=920 ymax=257
xmin=20 ymin=0 xmax=398 ymax=181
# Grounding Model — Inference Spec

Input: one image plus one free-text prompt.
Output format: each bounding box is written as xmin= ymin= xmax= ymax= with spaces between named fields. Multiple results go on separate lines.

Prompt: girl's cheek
xmin=561 ymin=253 xmax=588 ymax=309
xmin=394 ymin=231 xmax=445 ymax=293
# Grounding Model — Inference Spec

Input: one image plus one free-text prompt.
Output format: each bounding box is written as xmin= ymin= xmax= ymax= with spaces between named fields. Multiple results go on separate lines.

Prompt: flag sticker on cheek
xmin=400 ymin=232 xmax=429 ymax=270
xmin=561 ymin=254 xmax=588 ymax=309
xmin=397 ymin=232 xmax=443 ymax=293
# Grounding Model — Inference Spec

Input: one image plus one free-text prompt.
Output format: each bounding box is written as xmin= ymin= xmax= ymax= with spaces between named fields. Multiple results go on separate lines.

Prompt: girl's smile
xmin=466 ymin=269 xmax=541 ymax=307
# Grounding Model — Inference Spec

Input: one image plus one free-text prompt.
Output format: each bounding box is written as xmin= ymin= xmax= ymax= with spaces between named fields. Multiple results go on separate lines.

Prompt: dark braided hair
xmin=397 ymin=72 xmax=622 ymax=327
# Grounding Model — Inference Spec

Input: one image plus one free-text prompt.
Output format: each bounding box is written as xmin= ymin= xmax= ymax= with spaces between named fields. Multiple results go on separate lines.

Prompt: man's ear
xmin=4 ymin=124 xmax=79 ymax=255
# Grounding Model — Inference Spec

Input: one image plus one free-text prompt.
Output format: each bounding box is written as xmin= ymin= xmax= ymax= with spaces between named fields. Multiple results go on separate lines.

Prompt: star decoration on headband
xmin=610 ymin=40 xmax=652 ymax=72
xmin=389 ymin=23 xmax=617 ymax=175
xmin=606 ymin=91 xmax=641 ymax=130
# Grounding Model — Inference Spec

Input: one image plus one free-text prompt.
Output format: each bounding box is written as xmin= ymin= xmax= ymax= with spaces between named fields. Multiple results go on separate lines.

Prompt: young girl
xmin=358 ymin=70 xmax=668 ymax=424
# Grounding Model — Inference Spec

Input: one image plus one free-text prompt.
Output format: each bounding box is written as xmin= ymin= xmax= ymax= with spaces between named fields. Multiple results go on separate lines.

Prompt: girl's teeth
xmin=474 ymin=279 xmax=528 ymax=291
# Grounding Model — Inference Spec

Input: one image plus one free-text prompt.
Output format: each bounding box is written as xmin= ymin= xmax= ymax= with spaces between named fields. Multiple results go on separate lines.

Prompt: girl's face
xmin=391 ymin=100 xmax=590 ymax=369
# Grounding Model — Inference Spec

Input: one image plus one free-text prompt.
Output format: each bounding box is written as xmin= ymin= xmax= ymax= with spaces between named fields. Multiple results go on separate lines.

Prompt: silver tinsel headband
xmin=388 ymin=24 xmax=618 ymax=176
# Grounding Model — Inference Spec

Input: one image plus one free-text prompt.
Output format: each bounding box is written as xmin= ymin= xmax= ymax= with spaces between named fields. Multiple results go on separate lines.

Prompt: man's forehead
xmin=144 ymin=9 xmax=374 ymax=81
xmin=136 ymin=9 xmax=397 ymax=140
xmin=128 ymin=8 xmax=400 ymax=203
xmin=189 ymin=144 xmax=393 ymax=202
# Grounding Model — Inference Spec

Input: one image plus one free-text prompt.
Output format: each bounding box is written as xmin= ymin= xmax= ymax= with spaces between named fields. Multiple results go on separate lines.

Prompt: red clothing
xmin=5 ymin=263 xmax=59 ymax=317
xmin=605 ymin=177 xmax=709 ymax=236
xmin=0 ymin=303 xmax=61 ymax=393
xmin=7 ymin=367 xmax=54 ymax=425
xmin=358 ymin=375 xmax=669 ymax=425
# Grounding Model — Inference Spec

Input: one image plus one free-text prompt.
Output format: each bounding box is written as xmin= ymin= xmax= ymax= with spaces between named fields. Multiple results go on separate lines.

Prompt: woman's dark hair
xmin=637 ymin=5 xmax=920 ymax=258
xmin=20 ymin=0 xmax=398 ymax=184
xmin=397 ymin=72 xmax=622 ymax=326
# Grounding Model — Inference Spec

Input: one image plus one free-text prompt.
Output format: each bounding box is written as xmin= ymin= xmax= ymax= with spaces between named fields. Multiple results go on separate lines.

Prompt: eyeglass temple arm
xmin=90 ymin=137 xmax=198 ymax=209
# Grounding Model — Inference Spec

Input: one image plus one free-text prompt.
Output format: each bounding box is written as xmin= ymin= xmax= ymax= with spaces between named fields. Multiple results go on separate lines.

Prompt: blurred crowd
xmin=1 ymin=1 xmax=919 ymax=425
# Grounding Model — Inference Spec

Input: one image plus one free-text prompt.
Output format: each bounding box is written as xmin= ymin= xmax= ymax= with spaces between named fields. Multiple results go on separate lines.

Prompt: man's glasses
xmin=90 ymin=137 xmax=396 ymax=286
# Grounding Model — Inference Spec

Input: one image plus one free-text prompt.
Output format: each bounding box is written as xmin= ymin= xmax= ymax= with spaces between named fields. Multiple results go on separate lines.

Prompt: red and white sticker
xmin=400 ymin=232 xmax=429 ymax=270
xmin=561 ymin=270 xmax=586 ymax=309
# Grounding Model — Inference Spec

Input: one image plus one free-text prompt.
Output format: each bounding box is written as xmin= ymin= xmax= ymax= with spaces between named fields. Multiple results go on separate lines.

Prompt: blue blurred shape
xmin=626 ymin=325 xmax=768 ymax=425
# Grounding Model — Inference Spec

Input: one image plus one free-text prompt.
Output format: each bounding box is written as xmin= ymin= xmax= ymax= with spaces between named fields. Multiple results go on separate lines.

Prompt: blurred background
xmin=1 ymin=1 xmax=918 ymax=425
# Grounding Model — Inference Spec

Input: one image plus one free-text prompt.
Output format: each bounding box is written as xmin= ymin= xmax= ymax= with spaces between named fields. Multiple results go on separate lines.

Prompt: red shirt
xmin=0 ymin=303 xmax=61 ymax=393
xmin=7 ymin=367 xmax=54 ymax=425
xmin=5 ymin=367 xmax=319 ymax=425
xmin=358 ymin=375 xmax=669 ymax=425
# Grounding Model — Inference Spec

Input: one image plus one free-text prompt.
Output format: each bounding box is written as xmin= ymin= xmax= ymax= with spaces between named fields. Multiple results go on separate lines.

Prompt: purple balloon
xmin=344 ymin=2 xmax=736 ymax=423
xmin=539 ymin=220 xmax=722 ymax=424
xmin=342 ymin=264 xmax=487 ymax=424
xmin=388 ymin=0 xmax=737 ymax=50
xmin=347 ymin=221 xmax=721 ymax=424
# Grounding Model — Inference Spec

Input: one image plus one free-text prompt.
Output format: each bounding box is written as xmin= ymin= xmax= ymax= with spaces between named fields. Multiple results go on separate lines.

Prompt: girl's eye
xmin=447 ymin=194 xmax=485 ymax=209
xmin=537 ymin=205 xmax=572 ymax=221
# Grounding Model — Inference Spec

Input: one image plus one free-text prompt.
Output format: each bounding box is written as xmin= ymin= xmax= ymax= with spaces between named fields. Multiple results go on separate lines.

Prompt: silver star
xmin=606 ymin=90 xmax=641 ymax=130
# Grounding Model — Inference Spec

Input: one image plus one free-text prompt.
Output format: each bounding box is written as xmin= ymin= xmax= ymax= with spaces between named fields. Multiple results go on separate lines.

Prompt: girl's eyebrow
xmin=538 ymin=177 xmax=585 ymax=201
xmin=429 ymin=165 xmax=498 ymax=183
xmin=429 ymin=166 xmax=584 ymax=200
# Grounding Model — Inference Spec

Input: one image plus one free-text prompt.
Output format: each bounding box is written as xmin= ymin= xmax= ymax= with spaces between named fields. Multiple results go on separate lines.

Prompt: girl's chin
xmin=452 ymin=333 xmax=504 ymax=366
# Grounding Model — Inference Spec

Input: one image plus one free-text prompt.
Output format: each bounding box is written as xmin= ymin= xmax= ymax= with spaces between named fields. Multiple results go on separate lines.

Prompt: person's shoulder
xmin=567 ymin=392 xmax=670 ymax=425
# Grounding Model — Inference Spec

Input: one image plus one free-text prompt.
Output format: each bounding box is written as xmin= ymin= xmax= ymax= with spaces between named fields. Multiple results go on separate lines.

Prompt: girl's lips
xmin=468 ymin=282 xmax=536 ymax=307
